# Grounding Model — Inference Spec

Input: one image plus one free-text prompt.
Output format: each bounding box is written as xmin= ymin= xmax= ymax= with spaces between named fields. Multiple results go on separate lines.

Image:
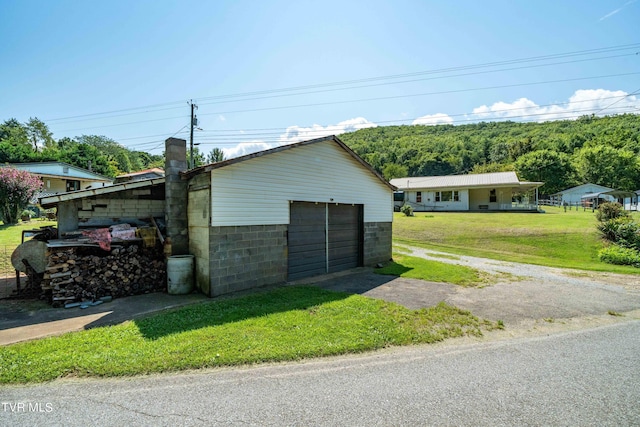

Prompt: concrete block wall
xmin=208 ymin=224 xmax=287 ymax=297
xmin=77 ymin=198 xmax=165 ymax=220
xmin=363 ymin=222 xmax=393 ymax=265
xmin=165 ymin=138 xmax=189 ymax=255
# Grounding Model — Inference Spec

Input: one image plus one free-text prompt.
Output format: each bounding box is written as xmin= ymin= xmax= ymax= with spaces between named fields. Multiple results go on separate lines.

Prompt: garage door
xmin=288 ymin=202 xmax=362 ymax=281
xmin=328 ymin=204 xmax=362 ymax=273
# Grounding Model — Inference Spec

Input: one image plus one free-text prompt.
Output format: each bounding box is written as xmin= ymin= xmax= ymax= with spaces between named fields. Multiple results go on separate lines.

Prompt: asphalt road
xmin=2 ymin=320 xmax=639 ymax=426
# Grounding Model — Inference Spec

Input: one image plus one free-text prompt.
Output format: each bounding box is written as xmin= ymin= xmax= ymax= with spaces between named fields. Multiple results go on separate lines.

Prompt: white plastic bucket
xmin=167 ymin=255 xmax=194 ymax=295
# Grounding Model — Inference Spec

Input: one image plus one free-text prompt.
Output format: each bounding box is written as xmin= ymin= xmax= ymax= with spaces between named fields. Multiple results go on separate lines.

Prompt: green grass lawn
xmin=0 ymin=286 xmax=498 ymax=384
xmin=0 ymin=220 xmax=56 ymax=275
xmin=376 ymin=253 xmax=486 ymax=287
xmin=393 ymin=207 xmax=640 ymax=273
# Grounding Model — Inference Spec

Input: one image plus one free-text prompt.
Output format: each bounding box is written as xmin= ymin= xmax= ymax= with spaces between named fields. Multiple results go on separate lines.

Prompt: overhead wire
xmin=42 ymin=43 xmax=640 ymax=126
xmin=124 ymin=94 xmax=639 ymax=149
xmin=52 ymin=71 xmax=640 ymax=134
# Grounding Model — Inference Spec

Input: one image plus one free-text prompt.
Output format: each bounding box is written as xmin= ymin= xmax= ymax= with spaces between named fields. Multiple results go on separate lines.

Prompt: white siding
xmin=209 ymin=141 xmax=393 ymax=226
xmin=561 ymin=184 xmax=615 ymax=204
xmin=404 ymin=190 xmax=469 ymax=211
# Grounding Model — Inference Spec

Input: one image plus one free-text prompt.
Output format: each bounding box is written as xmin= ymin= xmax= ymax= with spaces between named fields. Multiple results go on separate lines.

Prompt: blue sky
xmin=1 ymin=0 xmax=639 ymax=157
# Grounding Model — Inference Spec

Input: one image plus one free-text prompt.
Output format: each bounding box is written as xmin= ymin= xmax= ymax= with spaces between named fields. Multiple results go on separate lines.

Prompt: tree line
xmin=0 ymin=117 xmax=228 ymax=178
xmin=340 ymin=114 xmax=640 ymax=195
xmin=0 ymin=117 xmax=165 ymax=177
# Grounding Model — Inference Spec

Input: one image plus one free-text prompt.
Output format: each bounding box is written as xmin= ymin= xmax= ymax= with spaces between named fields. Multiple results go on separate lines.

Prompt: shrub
xmin=598 ymin=245 xmax=640 ymax=267
xmin=0 ymin=167 xmax=42 ymax=225
xmin=597 ymin=217 xmax=640 ymax=250
xmin=400 ymin=204 xmax=413 ymax=217
xmin=596 ymin=202 xmax=629 ymax=222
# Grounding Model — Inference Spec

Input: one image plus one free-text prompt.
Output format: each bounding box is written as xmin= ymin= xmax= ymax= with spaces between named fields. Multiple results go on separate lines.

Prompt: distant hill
xmin=340 ymin=114 xmax=640 ymax=194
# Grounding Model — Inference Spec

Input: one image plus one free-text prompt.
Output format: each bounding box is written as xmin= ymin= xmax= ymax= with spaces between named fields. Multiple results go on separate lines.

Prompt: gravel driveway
xmin=313 ymin=244 xmax=640 ymax=326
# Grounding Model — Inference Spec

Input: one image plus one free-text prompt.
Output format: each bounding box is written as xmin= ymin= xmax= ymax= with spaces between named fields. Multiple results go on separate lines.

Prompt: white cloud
xmin=279 ymin=117 xmax=377 ymax=144
xmin=218 ymin=115 xmax=226 ymax=122
xmin=467 ymin=89 xmax=640 ymax=123
xmin=412 ymin=113 xmax=453 ymax=126
xmin=222 ymin=140 xmax=272 ymax=159
xmin=220 ymin=117 xmax=377 ymax=159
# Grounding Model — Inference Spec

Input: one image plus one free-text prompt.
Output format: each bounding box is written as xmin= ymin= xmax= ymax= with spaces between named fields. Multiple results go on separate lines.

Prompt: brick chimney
xmin=164 ymin=138 xmax=189 ymax=255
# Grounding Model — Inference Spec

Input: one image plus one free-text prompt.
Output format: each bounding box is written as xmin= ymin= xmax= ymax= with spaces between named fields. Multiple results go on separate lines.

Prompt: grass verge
xmin=393 ymin=208 xmax=640 ymax=274
xmin=0 ymin=286 xmax=497 ymax=384
xmin=376 ymin=253 xmax=486 ymax=287
xmin=0 ymin=221 xmax=57 ymax=274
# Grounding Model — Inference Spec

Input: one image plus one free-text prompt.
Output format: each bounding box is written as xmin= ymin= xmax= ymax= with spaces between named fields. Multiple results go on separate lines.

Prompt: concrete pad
xmin=0 ymin=292 xmax=209 ymax=345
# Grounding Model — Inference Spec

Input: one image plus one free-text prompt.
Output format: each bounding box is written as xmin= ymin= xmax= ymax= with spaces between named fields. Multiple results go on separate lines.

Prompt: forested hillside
xmin=0 ymin=118 xmax=163 ymax=178
xmin=340 ymin=114 xmax=640 ymax=195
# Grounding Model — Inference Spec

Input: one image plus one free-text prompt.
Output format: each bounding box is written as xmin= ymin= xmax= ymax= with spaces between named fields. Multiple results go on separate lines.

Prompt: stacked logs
xmin=42 ymin=244 xmax=166 ymax=307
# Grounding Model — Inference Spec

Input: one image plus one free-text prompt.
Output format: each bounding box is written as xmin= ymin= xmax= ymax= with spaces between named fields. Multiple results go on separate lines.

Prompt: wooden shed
xmin=170 ymin=135 xmax=394 ymax=297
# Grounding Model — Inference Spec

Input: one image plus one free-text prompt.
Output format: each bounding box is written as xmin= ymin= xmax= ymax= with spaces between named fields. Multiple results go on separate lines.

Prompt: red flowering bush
xmin=0 ymin=167 xmax=42 ymax=224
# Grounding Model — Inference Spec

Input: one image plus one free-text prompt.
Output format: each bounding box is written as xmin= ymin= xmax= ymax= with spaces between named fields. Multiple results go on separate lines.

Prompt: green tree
xmin=187 ymin=147 xmax=205 ymax=168
xmin=382 ymin=163 xmax=408 ymax=180
xmin=514 ymin=150 xmax=575 ymax=195
xmin=207 ymin=147 xmax=226 ymax=164
xmin=0 ymin=167 xmax=42 ymax=224
xmin=575 ymin=145 xmax=640 ymax=191
xmin=60 ymin=143 xmax=118 ymax=177
xmin=25 ymin=117 xmax=54 ymax=152
xmin=115 ymin=151 xmax=132 ymax=173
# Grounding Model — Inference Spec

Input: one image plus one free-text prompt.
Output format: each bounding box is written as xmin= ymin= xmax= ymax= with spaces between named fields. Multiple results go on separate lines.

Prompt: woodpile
xmin=42 ymin=244 xmax=166 ymax=307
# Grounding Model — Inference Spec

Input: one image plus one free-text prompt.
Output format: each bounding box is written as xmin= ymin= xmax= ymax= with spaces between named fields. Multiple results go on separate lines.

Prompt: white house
xmin=5 ymin=162 xmax=113 ymax=199
xmin=390 ymin=171 xmax=542 ymax=212
xmin=550 ymin=183 xmax=615 ymax=206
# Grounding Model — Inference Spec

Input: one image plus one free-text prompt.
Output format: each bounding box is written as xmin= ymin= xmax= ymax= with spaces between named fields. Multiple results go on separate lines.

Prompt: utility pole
xmin=189 ymin=100 xmax=198 ymax=169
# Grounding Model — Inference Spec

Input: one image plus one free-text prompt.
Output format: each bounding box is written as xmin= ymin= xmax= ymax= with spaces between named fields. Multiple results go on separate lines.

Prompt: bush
xmin=598 ymin=245 xmax=640 ymax=267
xmin=0 ymin=167 xmax=42 ymax=225
xmin=596 ymin=202 xmax=629 ymax=222
xmin=400 ymin=204 xmax=413 ymax=217
xmin=597 ymin=217 xmax=640 ymax=249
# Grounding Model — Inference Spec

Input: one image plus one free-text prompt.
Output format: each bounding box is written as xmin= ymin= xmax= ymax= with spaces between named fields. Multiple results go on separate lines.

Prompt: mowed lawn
xmin=393 ymin=206 xmax=640 ymax=274
xmin=0 ymin=220 xmax=57 ymax=273
xmin=0 ymin=286 xmax=498 ymax=384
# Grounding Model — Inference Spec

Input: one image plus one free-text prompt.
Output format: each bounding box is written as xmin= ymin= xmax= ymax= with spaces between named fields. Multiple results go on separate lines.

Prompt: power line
xmin=124 ymin=98 xmax=639 ymax=149
xmin=197 ymin=72 xmax=640 ymax=117
xmin=52 ymin=71 xmax=640 ymax=134
xmin=40 ymin=43 xmax=640 ymax=125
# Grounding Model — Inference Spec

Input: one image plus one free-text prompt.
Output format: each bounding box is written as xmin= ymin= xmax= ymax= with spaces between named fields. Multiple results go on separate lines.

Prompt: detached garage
xmin=169 ymin=135 xmax=394 ymax=297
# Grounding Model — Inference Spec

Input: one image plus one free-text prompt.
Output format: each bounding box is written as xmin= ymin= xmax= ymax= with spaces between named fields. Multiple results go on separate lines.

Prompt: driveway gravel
xmin=313 ymin=245 xmax=640 ymax=326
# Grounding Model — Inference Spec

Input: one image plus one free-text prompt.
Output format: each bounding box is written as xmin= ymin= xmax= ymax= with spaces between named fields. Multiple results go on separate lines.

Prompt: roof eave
xmin=181 ymin=135 xmax=396 ymax=191
xmin=39 ymin=177 xmax=165 ymax=208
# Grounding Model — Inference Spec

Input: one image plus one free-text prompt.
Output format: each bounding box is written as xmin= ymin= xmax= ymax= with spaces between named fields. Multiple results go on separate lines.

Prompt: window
xmin=435 ymin=190 xmax=460 ymax=202
xmin=66 ymin=180 xmax=80 ymax=192
xmin=489 ymin=189 xmax=497 ymax=203
xmin=416 ymin=192 xmax=422 ymax=203
xmin=393 ymin=191 xmax=405 ymax=202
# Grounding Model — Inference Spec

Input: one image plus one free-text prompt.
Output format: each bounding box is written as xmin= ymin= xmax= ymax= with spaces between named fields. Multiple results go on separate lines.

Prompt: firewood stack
xmin=42 ymin=244 xmax=166 ymax=307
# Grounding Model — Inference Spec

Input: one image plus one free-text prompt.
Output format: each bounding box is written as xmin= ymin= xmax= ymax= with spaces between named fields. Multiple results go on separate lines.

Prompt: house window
xmin=489 ymin=189 xmax=497 ymax=203
xmin=435 ymin=190 xmax=459 ymax=202
xmin=66 ymin=180 xmax=80 ymax=192
xmin=393 ymin=191 xmax=405 ymax=202
xmin=416 ymin=192 xmax=422 ymax=203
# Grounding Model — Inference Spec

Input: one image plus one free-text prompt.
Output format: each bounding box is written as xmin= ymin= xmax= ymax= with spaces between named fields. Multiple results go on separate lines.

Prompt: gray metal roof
xmin=390 ymin=171 xmax=541 ymax=190
xmin=4 ymin=162 xmax=113 ymax=182
xmin=39 ymin=177 xmax=165 ymax=208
